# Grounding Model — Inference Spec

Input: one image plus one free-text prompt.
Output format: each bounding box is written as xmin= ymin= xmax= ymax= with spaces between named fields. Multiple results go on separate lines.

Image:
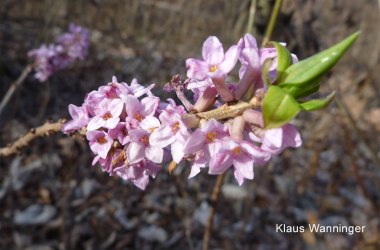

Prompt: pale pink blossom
xmin=86 ymin=99 xmax=124 ymax=131
xmin=86 ymin=130 xmax=113 ymax=159
xmin=186 ymin=36 xmax=240 ymax=80
xmin=62 ymin=104 xmax=89 ymax=133
xmin=261 ymin=124 xmax=302 ymax=154
xmin=108 ymin=122 xmax=130 ymax=145
xmin=114 ymin=160 xmax=161 ymax=190
xmin=209 ymin=140 xmax=271 ymax=185
xmin=127 ymin=128 xmax=164 ymax=164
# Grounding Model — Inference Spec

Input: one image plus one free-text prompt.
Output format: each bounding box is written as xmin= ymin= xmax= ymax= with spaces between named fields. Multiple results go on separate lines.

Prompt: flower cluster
xmin=63 ymin=34 xmax=302 ymax=190
xmin=28 ymin=23 xmax=90 ymax=82
xmin=183 ymin=34 xmax=302 ymax=183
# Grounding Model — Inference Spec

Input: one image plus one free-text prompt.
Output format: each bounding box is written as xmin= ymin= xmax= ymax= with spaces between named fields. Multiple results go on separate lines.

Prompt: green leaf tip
xmin=300 ymin=91 xmax=336 ymax=111
xmin=277 ymin=31 xmax=360 ymax=99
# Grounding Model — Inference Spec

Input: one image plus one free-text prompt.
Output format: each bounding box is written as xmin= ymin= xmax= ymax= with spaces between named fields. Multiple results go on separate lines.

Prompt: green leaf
xmin=281 ymin=76 xmax=322 ymax=99
xmin=266 ymin=42 xmax=293 ymax=84
xmin=262 ymin=58 xmax=274 ymax=87
xmin=278 ymin=32 xmax=360 ymax=95
xmin=263 ymin=86 xmax=301 ymax=129
xmin=300 ymin=91 xmax=336 ymax=111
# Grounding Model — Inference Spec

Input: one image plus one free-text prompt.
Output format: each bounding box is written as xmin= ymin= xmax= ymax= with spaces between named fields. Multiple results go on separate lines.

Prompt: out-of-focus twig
xmin=331 ymin=86 xmax=380 ymax=168
xmin=246 ymin=0 xmax=257 ymax=34
xmin=262 ymin=0 xmax=283 ymax=46
xmin=0 ymin=119 xmax=66 ymax=157
xmin=0 ymin=65 xmax=32 ymax=118
xmin=202 ymin=172 xmax=226 ymax=250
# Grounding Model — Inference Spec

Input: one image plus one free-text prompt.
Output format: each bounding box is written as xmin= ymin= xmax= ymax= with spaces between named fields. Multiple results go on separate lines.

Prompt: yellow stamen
xmin=102 ymin=113 xmax=112 ymax=120
xmin=140 ymin=135 xmax=149 ymax=145
xmin=209 ymin=65 xmax=218 ymax=72
xmin=148 ymin=127 xmax=158 ymax=133
xmin=168 ymin=161 xmax=177 ymax=175
xmin=134 ymin=113 xmax=143 ymax=122
xmin=233 ymin=146 xmax=241 ymax=155
xmin=112 ymin=150 xmax=126 ymax=166
xmin=171 ymin=122 xmax=180 ymax=132
xmin=205 ymin=132 xmax=217 ymax=143
xmin=97 ymin=136 xmax=107 ymax=144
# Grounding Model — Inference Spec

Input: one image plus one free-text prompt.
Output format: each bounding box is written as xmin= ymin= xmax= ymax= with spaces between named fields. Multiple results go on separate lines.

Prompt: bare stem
xmin=262 ymin=0 xmax=283 ymax=46
xmin=0 ymin=119 xmax=66 ymax=157
xmin=246 ymin=0 xmax=257 ymax=34
xmin=0 ymin=65 xmax=33 ymax=118
xmin=202 ymin=172 xmax=226 ymax=250
xmin=176 ymin=89 xmax=194 ymax=112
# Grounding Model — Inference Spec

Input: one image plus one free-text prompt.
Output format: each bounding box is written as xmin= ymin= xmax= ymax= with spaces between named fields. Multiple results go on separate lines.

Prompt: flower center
xmin=171 ymin=122 xmax=180 ymax=132
xmin=102 ymin=112 xmax=112 ymax=120
xmin=121 ymin=127 xmax=128 ymax=136
xmin=209 ymin=65 xmax=218 ymax=72
xmin=140 ymin=135 xmax=149 ymax=145
xmin=205 ymin=132 xmax=217 ymax=143
xmin=97 ymin=136 xmax=107 ymax=144
xmin=232 ymin=146 xmax=241 ymax=155
xmin=134 ymin=113 xmax=143 ymax=122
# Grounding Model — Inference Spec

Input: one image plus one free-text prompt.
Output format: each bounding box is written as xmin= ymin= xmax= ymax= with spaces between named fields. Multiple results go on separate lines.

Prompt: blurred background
xmin=0 ymin=0 xmax=379 ymax=249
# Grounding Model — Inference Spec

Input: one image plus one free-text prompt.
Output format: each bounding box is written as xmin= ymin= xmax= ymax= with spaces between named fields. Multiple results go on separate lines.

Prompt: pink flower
xmin=108 ymin=122 xmax=130 ymax=145
xmin=209 ymin=140 xmax=271 ymax=185
xmin=150 ymin=102 xmax=189 ymax=163
xmin=237 ymin=34 xmax=261 ymax=79
xmin=62 ymin=104 xmax=89 ymax=134
xmin=56 ymin=23 xmax=90 ymax=61
xmin=28 ymin=24 xmax=90 ymax=82
xmin=234 ymin=34 xmax=262 ymax=99
xmin=28 ymin=44 xmax=60 ymax=82
xmin=128 ymin=78 xmax=155 ymax=97
xmin=114 ymin=160 xmax=161 ymax=190
xmin=92 ymin=149 xmax=124 ymax=175
xmin=124 ymin=96 xmax=159 ymax=124
xmin=86 ymin=130 xmax=113 ymax=159
xmin=261 ymin=124 xmax=302 ymax=154
xmin=127 ymin=122 xmax=164 ymax=164
xmin=183 ymin=119 xmax=228 ymax=155
xmin=188 ymin=150 xmax=208 ymax=178
xmin=186 ymin=36 xmax=240 ymax=80
xmin=86 ymin=99 xmax=124 ymax=131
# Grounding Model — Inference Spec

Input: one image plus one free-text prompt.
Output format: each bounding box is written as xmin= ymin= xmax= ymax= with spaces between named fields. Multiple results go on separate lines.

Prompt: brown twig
xmin=202 ymin=172 xmax=226 ymax=250
xmin=0 ymin=119 xmax=66 ymax=157
xmin=0 ymin=65 xmax=33 ymax=118
xmin=182 ymin=95 xmax=261 ymax=128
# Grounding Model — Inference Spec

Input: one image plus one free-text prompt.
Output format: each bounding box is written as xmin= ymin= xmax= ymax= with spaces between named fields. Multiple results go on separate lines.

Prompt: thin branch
xmin=182 ymin=95 xmax=261 ymax=127
xmin=0 ymin=119 xmax=66 ymax=157
xmin=0 ymin=65 xmax=33 ymax=118
xmin=246 ymin=0 xmax=257 ymax=34
xmin=261 ymin=0 xmax=283 ymax=46
xmin=202 ymin=172 xmax=227 ymax=250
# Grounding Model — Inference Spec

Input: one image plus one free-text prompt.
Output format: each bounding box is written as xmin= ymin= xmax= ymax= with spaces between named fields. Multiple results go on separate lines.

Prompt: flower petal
xmin=127 ymin=142 xmax=145 ymax=164
xmin=183 ymin=129 xmax=205 ymax=154
xmin=149 ymin=125 xmax=176 ymax=148
xmin=171 ymin=141 xmax=185 ymax=163
xmin=202 ymin=36 xmax=224 ymax=65
xmin=186 ymin=58 xmax=208 ymax=80
xmin=145 ymin=146 xmax=164 ymax=163
xmin=218 ymin=45 xmax=240 ymax=74
xmin=209 ymin=151 xmax=232 ymax=175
